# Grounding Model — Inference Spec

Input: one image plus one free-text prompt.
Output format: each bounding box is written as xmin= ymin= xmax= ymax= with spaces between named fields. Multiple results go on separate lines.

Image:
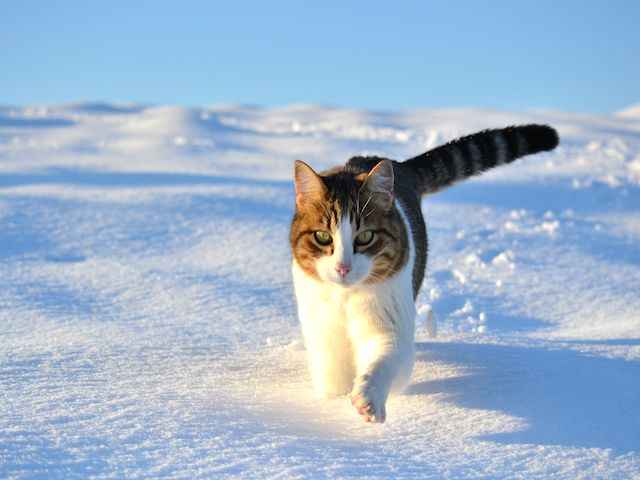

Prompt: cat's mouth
xmin=326 ymin=272 xmax=363 ymax=288
xmin=332 ymin=276 xmax=353 ymax=287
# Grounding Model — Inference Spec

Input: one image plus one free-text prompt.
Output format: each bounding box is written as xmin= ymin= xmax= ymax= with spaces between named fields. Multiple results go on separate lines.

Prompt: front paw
xmin=350 ymin=375 xmax=387 ymax=423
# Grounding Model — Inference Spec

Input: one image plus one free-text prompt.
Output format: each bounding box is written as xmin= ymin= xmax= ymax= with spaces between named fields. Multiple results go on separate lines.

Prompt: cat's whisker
xmin=360 ymin=194 xmax=373 ymax=218
xmin=363 ymin=205 xmax=377 ymax=218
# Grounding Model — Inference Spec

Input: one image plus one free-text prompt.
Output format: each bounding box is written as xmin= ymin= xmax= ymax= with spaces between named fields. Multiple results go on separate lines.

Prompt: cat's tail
xmin=402 ymin=125 xmax=559 ymax=195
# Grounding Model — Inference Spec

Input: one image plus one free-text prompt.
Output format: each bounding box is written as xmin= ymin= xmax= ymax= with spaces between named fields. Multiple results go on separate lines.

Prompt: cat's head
xmin=290 ymin=160 xmax=408 ymax=287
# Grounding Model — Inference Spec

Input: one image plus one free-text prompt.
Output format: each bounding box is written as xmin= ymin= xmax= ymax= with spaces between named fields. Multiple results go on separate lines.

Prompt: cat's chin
xmin=324 ymin=275 xmax=365 ymax=288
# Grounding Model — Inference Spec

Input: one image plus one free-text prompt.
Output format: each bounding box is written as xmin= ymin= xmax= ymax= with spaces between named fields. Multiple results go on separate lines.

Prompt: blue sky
xmin=2 ymin=1 xmax=638 ymax=113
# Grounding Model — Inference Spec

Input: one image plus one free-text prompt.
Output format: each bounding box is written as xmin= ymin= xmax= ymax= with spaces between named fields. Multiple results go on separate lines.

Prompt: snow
xmin=616 ymin=103 xmax=640 ymax=119
xmin=1 ymin=102 xmax=640 ymax=479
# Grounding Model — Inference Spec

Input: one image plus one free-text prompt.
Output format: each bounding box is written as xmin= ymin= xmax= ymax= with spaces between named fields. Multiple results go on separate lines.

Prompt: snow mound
xmin=616 ymin=102 xmax=640 ymax=118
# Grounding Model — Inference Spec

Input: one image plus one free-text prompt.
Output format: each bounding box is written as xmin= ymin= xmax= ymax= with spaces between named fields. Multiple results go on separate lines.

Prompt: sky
xmin=2 ymin=1 xmax=639 ymax=113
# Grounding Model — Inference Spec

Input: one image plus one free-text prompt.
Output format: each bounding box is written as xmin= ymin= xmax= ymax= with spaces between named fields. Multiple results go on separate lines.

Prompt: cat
xmin=290 ymin=124 xmax=559 ymax=423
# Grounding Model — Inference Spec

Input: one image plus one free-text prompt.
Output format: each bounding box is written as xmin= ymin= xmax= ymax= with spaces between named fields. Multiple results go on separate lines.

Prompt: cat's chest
xmin=293 ymin=264 xmax=367 ymax=320
xmin=291 ymin=261 xmax=403 ymax=329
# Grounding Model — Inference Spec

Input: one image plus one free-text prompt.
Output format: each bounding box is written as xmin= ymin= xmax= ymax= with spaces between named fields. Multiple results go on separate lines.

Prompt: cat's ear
xmin=361 ymin=160 xmax=394 ymax=210
xmin=294 ymin=160 xmax=326 ymax=209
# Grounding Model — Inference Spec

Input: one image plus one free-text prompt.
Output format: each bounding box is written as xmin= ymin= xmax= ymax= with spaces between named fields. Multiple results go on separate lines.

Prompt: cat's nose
xmin=336 ymin=263 xmax=351 ymax=278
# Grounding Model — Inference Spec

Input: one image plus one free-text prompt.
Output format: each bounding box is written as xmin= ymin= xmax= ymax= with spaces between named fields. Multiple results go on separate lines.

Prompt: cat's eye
xmin=355 ymin=230 xmax=374 ymax=246
xmin=313 ymin=230 xmax=332 ymax=246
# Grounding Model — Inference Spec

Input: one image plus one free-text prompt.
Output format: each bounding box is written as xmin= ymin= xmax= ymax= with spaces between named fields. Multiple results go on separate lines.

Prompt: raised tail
xmin=403 ymin=124 xmax=559 ymax=195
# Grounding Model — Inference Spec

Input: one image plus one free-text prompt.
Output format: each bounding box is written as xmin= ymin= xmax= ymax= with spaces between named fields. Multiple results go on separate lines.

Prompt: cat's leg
xmin=347 ymin=286 xmax=416 ymax=423
xmin=293 ymin=263 xmax=355 ymax=397
xmin=349 ymin=333 xmax=414 ymax=422
xmin=304 ymin=329 xmax=355 ymax=398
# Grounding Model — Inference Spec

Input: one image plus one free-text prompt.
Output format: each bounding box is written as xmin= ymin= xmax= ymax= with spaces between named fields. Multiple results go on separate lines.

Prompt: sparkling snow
xmin=1 ymin=103 xmax=639 ymax=479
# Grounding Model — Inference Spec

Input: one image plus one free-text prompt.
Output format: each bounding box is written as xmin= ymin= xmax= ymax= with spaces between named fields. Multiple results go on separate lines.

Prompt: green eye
xmin=355 ymin=230 xmax=374 ymax=246
xmin=313 ymin=230 xmax=332 ymax=246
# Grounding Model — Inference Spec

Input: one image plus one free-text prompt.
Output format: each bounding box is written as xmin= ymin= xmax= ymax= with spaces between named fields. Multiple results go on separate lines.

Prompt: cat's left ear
xmin=361 ymin=160 xmax=394 ymax=210
xmin=294 ymin=160 xmax=327 ymax=209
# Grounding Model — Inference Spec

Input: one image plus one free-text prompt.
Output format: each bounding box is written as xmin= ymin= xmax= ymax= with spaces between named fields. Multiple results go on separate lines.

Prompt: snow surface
xmin=1 ymin=103 xmax=639 ymax=479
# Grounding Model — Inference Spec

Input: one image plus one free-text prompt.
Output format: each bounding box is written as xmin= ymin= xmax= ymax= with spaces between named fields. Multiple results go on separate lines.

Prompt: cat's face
xmin=290 ymin=160 xmax=408 ymax=287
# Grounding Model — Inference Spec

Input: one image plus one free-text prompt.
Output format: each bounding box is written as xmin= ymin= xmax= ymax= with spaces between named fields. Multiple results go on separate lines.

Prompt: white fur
xmin=292 ymin=202 xmax=416 ymax=422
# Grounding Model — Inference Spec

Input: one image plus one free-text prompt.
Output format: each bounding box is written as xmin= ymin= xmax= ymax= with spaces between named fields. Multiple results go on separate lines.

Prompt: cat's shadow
xmin=408 ymin=340 xmax=640 ymax=453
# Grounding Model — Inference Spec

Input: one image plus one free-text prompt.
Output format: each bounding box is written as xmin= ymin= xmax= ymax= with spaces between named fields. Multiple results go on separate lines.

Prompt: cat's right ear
xmin=294 ymin=160 xmax=326 ymax=209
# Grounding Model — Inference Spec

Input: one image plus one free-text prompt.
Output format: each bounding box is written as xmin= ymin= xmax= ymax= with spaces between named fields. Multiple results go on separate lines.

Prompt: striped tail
xmin=403 ymin=124 xmax=559 ymax=195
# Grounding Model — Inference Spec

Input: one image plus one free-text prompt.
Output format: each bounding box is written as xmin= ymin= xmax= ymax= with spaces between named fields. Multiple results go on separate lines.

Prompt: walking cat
xmin=290 ymin=125 xmax=559 ymax=423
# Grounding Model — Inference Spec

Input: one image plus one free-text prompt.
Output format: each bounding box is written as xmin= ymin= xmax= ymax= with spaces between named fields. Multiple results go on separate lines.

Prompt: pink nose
xmin=336 ymin=263 xmax=351 ymax=278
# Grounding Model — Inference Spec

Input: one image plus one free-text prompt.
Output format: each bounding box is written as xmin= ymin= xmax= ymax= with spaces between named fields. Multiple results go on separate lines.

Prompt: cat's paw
xmin=350 ymin=375 xmax=387 ymax=423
